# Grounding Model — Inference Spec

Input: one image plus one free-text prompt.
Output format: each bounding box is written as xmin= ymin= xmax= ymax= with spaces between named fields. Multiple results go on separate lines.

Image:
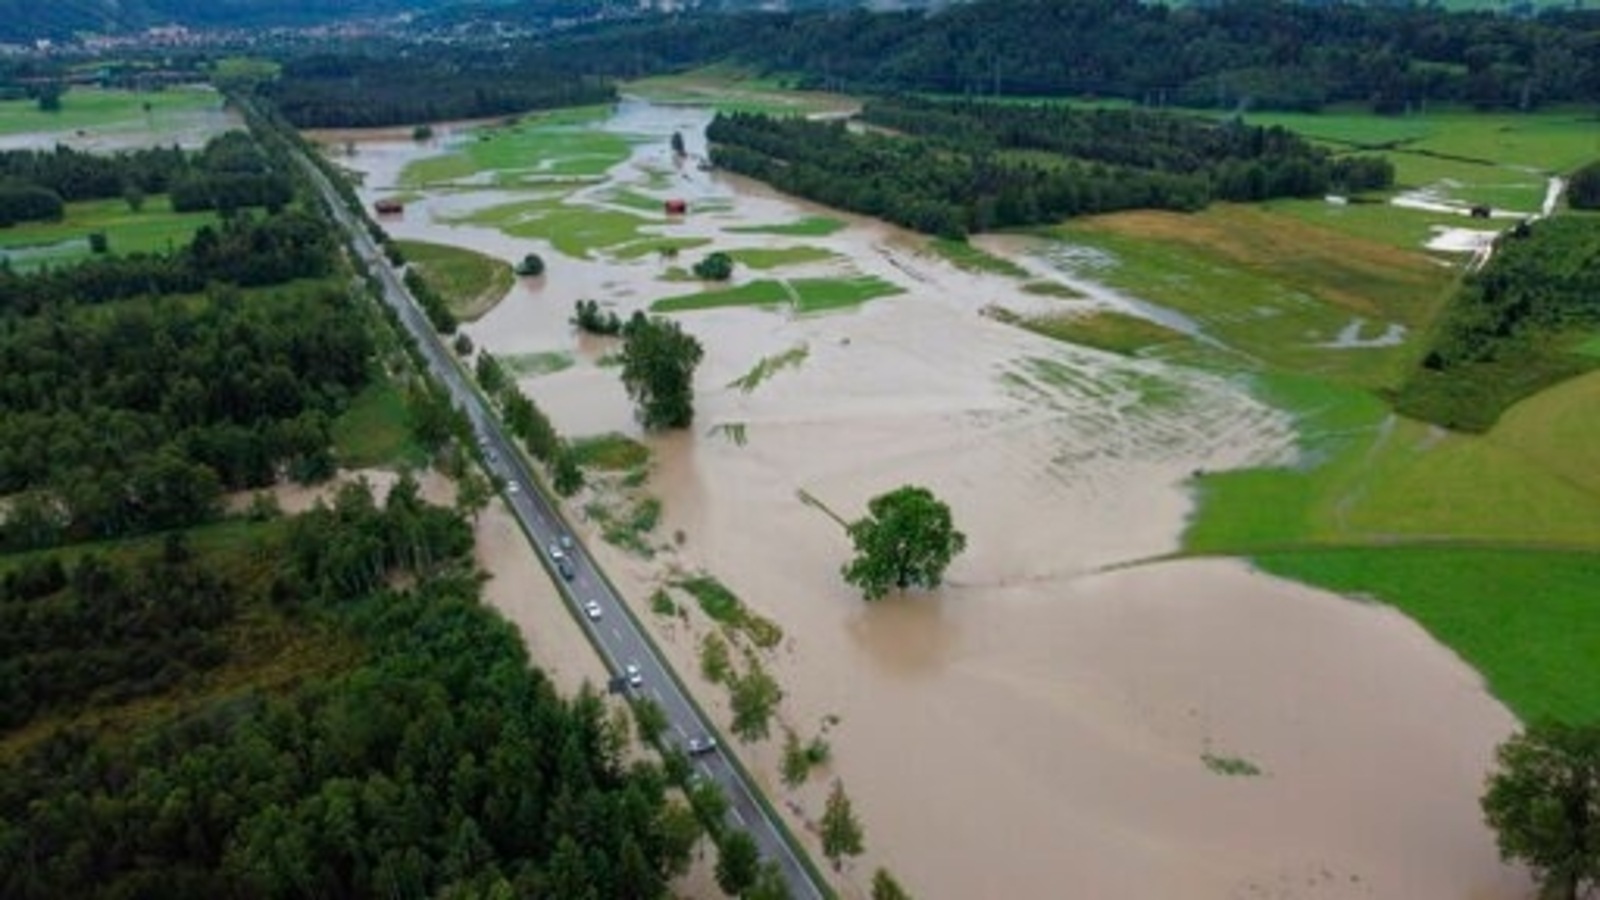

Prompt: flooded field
xmin=332 ymin=98 xmax=1526 ymax=899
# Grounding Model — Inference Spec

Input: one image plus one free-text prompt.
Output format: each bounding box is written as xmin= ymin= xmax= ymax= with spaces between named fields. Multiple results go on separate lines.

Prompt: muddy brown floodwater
xmin=332 ymin=98 xmax=1529 ymax=899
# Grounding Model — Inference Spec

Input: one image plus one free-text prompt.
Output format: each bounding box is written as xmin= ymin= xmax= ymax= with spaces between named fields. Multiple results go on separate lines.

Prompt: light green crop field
xmin=725 ymin=216 xmax=847 ymax=237
xmin=0 ymin=86 xmax=223 ymax=137
xmin=726 ymin=245 xmax=836 ymax=270
xmin=395 ymin=239 xmax=513 ymax=322
xmin=400 ymin=106 xmax=630 ymax=187
xmin=0 ymin=196 xmax=218 ymax=271
xmin=1017 ymin=310 xmax=1190 ymax=357
xmin=1048 ymin=205 xmax=1454 ymax=388
xmin=1255 ymin=548 xmax=1600 ymax=724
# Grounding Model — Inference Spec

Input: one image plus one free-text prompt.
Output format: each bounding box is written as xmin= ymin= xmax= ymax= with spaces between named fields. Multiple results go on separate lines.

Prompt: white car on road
xmin=583 ymin=600 xmax=602 ymax=621
xmin=625 ymin=663 xmax=643 ymax=687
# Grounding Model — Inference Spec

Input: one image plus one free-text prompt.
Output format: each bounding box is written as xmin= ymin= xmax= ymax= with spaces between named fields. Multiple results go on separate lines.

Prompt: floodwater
xmin=0 ymin=95 xmax=240 ymax=152
xmin=333 ymin=98 xmax=1528 ymax=899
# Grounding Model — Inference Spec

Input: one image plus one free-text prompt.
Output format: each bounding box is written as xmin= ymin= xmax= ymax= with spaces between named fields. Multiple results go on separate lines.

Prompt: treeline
xmin=707 ymin=100 xmax=1390 ymax=237
xmin=0 ymin=208 xmax=335 ymax=312
xmin=0 ymin=482 xmax=698 ymax=898
xmin=530 ymin=0 xmax=1600 ymax=112
xmin=264 ymin=50 xmax=617 ymax=128
xmin=0 ymin=132 xmax=293 ymax=228
xmin=1396 ymin=215 xmax=1600 ymax=431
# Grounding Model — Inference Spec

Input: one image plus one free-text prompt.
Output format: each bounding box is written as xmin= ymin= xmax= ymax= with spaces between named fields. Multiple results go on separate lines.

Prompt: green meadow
xmin=395 ymin=239 xmax=513 ymax=321
xmin=0 ymin=196 xmax=219 ymax=271
xmin=726 ymin=245 xmax=836 ymax=270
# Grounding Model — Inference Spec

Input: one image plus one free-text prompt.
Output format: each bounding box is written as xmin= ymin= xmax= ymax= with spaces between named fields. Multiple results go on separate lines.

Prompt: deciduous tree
xmin=841 ymin=485 xmax=966 ymax=601
xmin=619 ymin=313 xmax=704 ymax=430
xmin=1482 ymin=722 xmax=1600 ymax=900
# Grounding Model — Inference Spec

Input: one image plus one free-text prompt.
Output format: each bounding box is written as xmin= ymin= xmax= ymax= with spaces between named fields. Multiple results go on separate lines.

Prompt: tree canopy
xmin=841 ymin=485 xmax=967 ymax=601
xmin=1482 ymin=722 xmax=1600 ymax=900
xmin=619 ymin=313 xmax=705 ymax=430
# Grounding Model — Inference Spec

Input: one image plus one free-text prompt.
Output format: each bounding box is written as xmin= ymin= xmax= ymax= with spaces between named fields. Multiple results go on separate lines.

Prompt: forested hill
xmin=540 ymin=0 xmax=1600 ymax=112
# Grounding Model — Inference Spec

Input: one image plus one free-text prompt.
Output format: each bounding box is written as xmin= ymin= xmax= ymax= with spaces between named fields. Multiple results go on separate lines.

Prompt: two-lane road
xmin=298 ymin=153 xmax=824 ymax=899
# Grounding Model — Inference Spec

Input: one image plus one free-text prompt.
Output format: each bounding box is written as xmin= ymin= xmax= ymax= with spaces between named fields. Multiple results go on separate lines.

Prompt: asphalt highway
xmin=298 ymin=154 xmax=824 ymax=899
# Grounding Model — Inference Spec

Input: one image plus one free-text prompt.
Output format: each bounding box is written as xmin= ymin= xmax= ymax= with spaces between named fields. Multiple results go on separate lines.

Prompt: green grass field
xmin=1255 ymin=548 xmax=1600 ymax=724
xmin=332 ymin=380 xmax=425 ymax=468
xmin=0 ymin=196 xmax=219 ymax=271
xmin=570 ymin=433 xmax=650 ymax=471
xmin=652 ymin=276 xmax=902 ymax=314
xmin=726 ymin=245 xmax=836 ymax=270
xmin=0 ymin=86 xmax=224 ymax=138
xmin=456 ymin=196 xmax=652 ymax=259
xmin=500 ymin=351 xmax=574 ymax=377
xmin=611 ymin=236 xmax=713 ymax=260
xmin=1015 ymin=310 xmax=1189 ymax=357
xmin=927 ymin=238 xmax=1031 ymax=278
xmin=394 ymin=239 xmax=513 ymax=321
xmin=725 ymin=216 xmax=846 ymax=237
xmin=400 ymin=106 xmax=629 ymax=187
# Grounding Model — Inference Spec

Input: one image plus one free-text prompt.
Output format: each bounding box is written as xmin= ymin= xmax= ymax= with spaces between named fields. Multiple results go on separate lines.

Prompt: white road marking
xmin=730 ymin=807 xmax=747 ymax=827
xmin=610 ymin=627 xmax=621 ymax=640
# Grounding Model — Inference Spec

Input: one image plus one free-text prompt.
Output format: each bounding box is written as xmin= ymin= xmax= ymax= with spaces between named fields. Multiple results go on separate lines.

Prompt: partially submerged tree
xmin=1482 ymin=721 xmax=1600 ymax=900
xmin=515 ymin=252 xmax=545 ymax=276
xmin=619 ymin=313 xmax=705 ymax=430
xmin=820 ymin=779 xmax=864 ymax=871
xmin=692 ymin=251 xmax=733 ymax=281
xmin=841 ymin=485 xmax=967 ymax=601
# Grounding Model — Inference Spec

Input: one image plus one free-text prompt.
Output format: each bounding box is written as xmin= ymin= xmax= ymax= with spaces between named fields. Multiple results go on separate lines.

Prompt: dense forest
xmin=0 ymin=132 xmax=293 ymax=227
xmin=533 ymin=0 xmax=1600 ymax=112
xmin=1396 ymin=215 xmax=1600 ymax=431
xmin=0 ymin=482 xmax=698 ymax=898
xmin=265 ymin=51 xmax=617 ymax=128
xmin=707 ymin=99 xmax=1391 ymax=237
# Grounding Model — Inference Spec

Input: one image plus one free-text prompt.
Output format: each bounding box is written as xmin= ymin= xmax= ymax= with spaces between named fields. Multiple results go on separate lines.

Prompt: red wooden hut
xmin=664 ymin=199 xmax=688 ymax=216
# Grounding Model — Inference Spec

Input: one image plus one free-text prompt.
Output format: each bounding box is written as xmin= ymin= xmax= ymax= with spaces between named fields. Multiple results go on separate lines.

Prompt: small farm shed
xmin=664 ymin=199 xmax=688 ymax=216
xmin=374 ymin=198 xmax=404 ymax=215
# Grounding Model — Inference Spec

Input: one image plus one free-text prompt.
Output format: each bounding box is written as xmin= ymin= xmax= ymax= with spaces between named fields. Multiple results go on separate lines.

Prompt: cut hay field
xmin=0 ymin=196 xmax=219 ymax=271
xmin=395 ymin=239 xmax=514 ymax=321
